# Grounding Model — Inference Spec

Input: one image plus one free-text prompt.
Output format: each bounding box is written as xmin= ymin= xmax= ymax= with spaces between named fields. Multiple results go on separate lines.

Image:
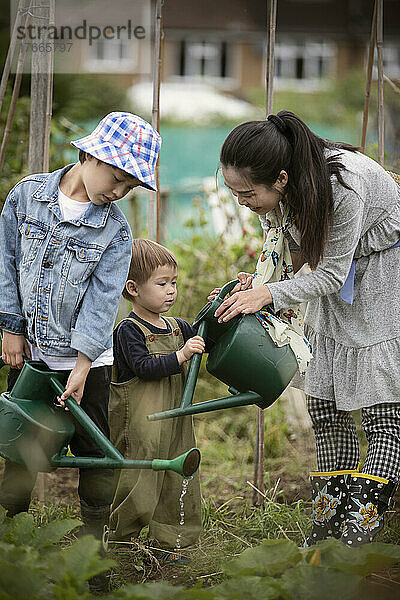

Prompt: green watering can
xmin=0 ymin=359 xmax=200 ymax=477
xmin=148 ymin=280 xmax=298 ymax=421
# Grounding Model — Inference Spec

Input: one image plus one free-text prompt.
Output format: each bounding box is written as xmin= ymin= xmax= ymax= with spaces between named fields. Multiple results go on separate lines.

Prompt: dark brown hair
xmin=79 ymin=151 xmax=103 ymax=166
xmin=220 ymin=110 xmax=359 ymax=269
xmin=78 ymin=151 xmax=139 ymax=185
xmin=122 ymin=238 xmax=178 ymax=301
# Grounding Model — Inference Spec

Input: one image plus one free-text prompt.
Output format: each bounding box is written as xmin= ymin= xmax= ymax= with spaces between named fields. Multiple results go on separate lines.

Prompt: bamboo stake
xmin=152 ymin=0 xmax=163 ymax=242
xmin=43 ymin=0 xmax=55 ymax=172
xmin=27 ymin=0 xmax=54 ymax=503
xmin=265 ymin=0 xmax=277 ymax=116
xmin=0 ymin=0 xmax=30 ymax=115
xmin=376 ymin=0 xmax=384 ymax=165
xmin=383 ymin=74 xmax=400 ymax=95
xmin=361 ymin=0 xmax=377 ymax=152
xmin=0 ymin=6 xmax=32 ymax=173
xmin=28 ymin=0 xmax=52 ymax=174
xmin=253 ymin=0 xmax=277 ymax=507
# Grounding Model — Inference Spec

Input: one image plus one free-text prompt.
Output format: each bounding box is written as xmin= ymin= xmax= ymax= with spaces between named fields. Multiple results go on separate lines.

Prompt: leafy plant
xmin=0 ymin=507 xmax=114 ymax=599
xmin=110 ymin=538 xmax=400 ymax=599
xmin=1 ymin=506 xmax=400 ymax=599
xmin=214 ymin=538 xmax=400 ymax=600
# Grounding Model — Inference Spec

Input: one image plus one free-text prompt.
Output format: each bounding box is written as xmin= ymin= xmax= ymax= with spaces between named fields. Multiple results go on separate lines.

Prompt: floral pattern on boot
xmin=314 ymin=492 xmax=339 ymax=525
xmin=341 ymin=475 xmax=397 ymax=547
xmin=305 ymin=470 xmax=355 ymax=547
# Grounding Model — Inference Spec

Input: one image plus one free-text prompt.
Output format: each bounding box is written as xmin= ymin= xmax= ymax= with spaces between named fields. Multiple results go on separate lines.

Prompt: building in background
xmin=71 ymin=0 xmax=400 ymax=93
xmin=160 ymin=0 xmax=399 ymax=93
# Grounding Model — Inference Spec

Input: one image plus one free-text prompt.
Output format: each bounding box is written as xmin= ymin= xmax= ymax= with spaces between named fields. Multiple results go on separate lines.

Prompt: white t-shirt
xmin=27 ymin=188 xmax=113 ymax=370
xmin=58 ymin=186 xmax=91 ymax=221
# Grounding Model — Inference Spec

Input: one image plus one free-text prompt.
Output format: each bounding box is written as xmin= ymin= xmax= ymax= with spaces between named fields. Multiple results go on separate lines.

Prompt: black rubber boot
xmin=305 ymin=469 xmax=356 ymax=547
xmin=80 ymin=501 xmax=111 ymax=594
xmin=340 ymin=474 xmax=397 ymax=547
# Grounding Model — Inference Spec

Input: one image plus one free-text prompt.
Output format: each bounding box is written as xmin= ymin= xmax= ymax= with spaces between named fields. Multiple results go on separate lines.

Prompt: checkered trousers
xmin=307 ymin=396 xmax=400 ymax=482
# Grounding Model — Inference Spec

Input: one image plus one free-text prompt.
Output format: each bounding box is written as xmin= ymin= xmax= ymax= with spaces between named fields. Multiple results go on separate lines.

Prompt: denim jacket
xmin=0 ymin=165 xmax=132 ymax=361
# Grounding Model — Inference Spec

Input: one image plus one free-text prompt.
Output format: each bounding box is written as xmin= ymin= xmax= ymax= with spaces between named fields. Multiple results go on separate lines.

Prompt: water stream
xmin=175 ymin=475 xmax=193 ymax=551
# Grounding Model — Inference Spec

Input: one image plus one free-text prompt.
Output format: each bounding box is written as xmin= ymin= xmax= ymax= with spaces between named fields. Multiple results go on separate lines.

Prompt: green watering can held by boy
xmin=0 ymin=358 xmax=200 ymax=477
xmin=147 ymin=280 xmax=300 ymax=422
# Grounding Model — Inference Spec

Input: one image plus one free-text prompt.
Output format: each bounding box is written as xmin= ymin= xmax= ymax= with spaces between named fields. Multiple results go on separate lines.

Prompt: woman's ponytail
xmin=275 ymin=110 xmax=333 ymax=269
xmin=220 ymin=110 xmax=359 ymax=269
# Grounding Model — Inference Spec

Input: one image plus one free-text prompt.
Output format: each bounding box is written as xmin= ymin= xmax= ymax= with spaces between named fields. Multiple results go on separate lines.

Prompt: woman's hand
xmin=214 ymin=285 xmax=273 ymax=323
xmin=1 ymin=331 xmax=31 ymax=369
xmin=207 ymin=272 xmax=254 ymax=302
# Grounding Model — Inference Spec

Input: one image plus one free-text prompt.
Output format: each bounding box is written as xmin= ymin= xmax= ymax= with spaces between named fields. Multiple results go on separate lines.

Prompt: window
xmin=84 ymin=36 xmax=137 ymax=73
xmin=177 ymin=40 xmax=230 ymax=80
xmin=273 ymin=40 xmax=335 ymax=89
xmin=373 ymin=43 xmax=400 ymax=80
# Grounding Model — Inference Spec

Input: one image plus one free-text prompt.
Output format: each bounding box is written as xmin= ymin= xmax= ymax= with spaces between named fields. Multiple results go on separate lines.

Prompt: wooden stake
xmin=253 ymin=0 xmax=277 ymax=506
xmin=265 ymin=0 xmax=277 ymax=116
xmin=361 ymin=0 xmax=377 ymax=152
xmin=152 ymin=0 xmax=163 ymax=242
xmin=43 ymin=0 xmax=55 ymax=172
xmin=252 ymin=417 xmax=260 ymax=505
xmin=27 ymin=0 xmax=54 ymax=503
xmin=0 ymin=0 xmax=30 ymax=115
xmin=28 ymin=0 xmax=52 ymax=174
xmin=376 ymin=0 xmax=384 ymax=166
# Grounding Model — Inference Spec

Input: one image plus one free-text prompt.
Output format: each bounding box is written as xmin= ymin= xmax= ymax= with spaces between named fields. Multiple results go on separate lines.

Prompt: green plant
xmin=0 ymin=473 xmax=399 ymax=599
xmin=0 ymin=507 xmax=114 ymax=599
xmin=52 ymin=74 xmax=128 ymax=123
xmin=110 ymin=539 xmax=400 ymax=599
xmin=0 ymin=92 xmax=30 ymax=206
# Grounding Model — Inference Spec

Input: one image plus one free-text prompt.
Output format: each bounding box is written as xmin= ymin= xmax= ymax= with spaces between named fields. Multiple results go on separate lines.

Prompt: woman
xmin=214 ymin=110 xmax=400 ymax=547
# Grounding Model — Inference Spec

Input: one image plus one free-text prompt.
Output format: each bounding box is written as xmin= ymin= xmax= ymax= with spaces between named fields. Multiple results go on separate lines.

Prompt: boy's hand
xmin=207 ymin=287 xmax=221 ymax=302
xmin=59 ymin=352 xmax=92 ymax=407
xmin=176 ymin=336 xmax=205 ymax=364
xmin=232 ymin=272 xmax=254 ymax=293
xmin=1 ymin=331 xmax=31 ymax=369
xmin=207 ymin=272 xmax=254 ymax=302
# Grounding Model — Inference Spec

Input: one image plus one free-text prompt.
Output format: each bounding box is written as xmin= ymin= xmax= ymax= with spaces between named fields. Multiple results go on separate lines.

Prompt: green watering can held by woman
xmin=148 ymin=280 xmax=299 ymax=422
xmin=0 ymin=359 xmax=200 ymax=477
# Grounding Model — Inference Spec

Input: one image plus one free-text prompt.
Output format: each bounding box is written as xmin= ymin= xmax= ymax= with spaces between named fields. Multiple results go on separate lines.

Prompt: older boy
xmin=0 ymin=112 xmax=161 ymax=590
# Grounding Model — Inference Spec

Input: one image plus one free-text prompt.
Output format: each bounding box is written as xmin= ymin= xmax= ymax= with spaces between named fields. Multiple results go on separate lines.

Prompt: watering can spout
xmin=152 ymin=448 xmax=200 ymax=478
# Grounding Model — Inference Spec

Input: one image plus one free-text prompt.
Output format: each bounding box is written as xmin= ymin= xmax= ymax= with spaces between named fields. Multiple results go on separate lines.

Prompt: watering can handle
xmin=216 ymin=279 xmax=240 ymax=301
xmin=49 ymin=376 xmax=123 ymax=461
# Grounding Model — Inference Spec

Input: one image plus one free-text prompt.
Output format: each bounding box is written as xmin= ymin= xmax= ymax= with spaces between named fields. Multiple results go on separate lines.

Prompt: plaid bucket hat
xmin=71 ymin=112 xmax=162 ymax=191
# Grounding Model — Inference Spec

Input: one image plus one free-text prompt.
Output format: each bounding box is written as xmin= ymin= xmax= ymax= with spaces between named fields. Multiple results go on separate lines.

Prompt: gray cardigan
xmin=267 ymin=150 xmax=400 ymax=408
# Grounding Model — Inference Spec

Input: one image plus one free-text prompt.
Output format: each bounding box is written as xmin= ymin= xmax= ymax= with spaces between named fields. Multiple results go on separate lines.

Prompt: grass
xmin=34 ymin=483 xmax=311 ymax=591
xmin=26 ymin=479 xmax=400 ymax=592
